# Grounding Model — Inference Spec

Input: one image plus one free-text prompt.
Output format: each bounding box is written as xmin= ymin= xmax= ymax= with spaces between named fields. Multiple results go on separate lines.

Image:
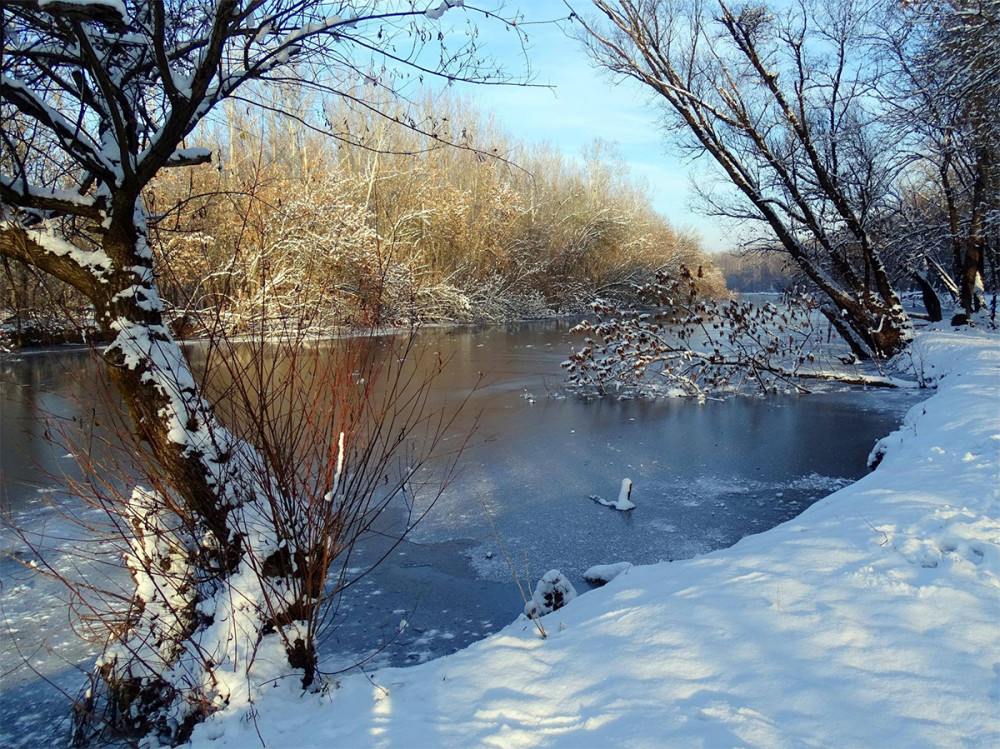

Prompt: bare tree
xmin=1 ymin=0 xmax=518 ymax=743
xmin=574 ymin=0 xmax=913 ymax=359
xmin=881 ymin=0 xmax=999 ymax=320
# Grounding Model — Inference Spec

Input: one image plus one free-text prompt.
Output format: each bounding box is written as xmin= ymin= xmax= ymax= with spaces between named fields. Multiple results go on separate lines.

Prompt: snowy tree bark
xmin=3 ymin=170 xmax=309 ymax=742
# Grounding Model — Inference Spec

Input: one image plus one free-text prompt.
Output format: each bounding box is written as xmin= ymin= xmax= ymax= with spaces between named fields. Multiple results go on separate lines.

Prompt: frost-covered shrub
xmin=43 ymin=324 xmax=462 ymax=746
xmin=525 ymin=570 xmax=578 ymax=618
xmin=563 ymin=267 xmax=848 ymax=399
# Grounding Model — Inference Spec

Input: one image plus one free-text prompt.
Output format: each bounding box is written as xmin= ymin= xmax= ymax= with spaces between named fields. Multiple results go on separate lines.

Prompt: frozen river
xmin=0 ymin=318 xmax=922 ymax=747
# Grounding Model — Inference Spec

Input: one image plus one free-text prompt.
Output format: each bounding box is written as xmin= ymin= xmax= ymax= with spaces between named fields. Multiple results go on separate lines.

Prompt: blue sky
xmin=437 ymin=1 xmax=734 ymax=253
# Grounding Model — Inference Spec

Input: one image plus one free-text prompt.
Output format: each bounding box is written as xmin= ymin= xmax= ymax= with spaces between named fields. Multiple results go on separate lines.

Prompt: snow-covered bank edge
xmin=189 ymin=327 xmax=999 ymax=749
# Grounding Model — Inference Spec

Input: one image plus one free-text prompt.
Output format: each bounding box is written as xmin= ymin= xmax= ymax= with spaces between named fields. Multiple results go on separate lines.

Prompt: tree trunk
xmin=961 ymin=145 xmax=994 ymax=318
xmin=939 ymin=152 xmax=965 ymax=286
xmin=912 ymin=270 xmax=944 ymax=323
xmin=67 ymin=204 xmax=318 ymax=744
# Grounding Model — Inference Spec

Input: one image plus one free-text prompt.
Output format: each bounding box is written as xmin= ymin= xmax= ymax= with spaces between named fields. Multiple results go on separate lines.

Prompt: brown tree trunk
xmin=912 ymin=270 xmax=944 ymax=323
xmin=39 ymin=204 xmax=321 ymax=743
xmin=961 ymin=145 xmax=994 ymax=318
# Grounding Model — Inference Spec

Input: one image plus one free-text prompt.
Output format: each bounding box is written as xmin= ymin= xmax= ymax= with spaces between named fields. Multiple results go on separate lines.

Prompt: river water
xmin=0 ymin=318 xmax=922 ymax=747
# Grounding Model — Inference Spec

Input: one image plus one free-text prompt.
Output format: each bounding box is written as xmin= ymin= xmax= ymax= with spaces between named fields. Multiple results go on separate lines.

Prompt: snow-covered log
xmin=590 ymin=478 xmax=636 ymax=511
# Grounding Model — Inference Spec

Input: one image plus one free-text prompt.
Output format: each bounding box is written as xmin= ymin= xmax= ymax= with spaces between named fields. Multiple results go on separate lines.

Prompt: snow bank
xmin=189 ymin=328 xmax=999 ymax=748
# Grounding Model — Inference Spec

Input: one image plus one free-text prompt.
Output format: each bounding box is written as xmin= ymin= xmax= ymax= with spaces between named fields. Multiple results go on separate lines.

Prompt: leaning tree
xmin=1 ymin=0 xmax=518 ymax=743
xmin=576 ymin=0 xmax=914 ymax=359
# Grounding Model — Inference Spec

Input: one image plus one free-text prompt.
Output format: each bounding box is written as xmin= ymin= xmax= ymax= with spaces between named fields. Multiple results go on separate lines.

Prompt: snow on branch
xmin=36 ymin=0 xmax=127 ymax=29
xmin=166 ymin=147 xmax=212 ymax=167
xmin=0 ymin=222 xmax=105 ymax=296
xmin=426 ymin=0 xmax=466 ymax=21
xmin=26 ymin=222 xmax=114 ymax=277
xmin=0 ymin=174 xmax=105 ymax=218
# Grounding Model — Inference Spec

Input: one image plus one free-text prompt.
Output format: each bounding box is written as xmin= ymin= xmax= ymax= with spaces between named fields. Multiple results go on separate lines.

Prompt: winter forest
xmin=1 ymin=1 xmax=998 ymax=748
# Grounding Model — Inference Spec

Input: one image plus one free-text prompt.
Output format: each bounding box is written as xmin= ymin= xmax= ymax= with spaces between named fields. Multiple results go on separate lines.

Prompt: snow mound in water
xmin=590 ymin=478 xmax=635 ymax=511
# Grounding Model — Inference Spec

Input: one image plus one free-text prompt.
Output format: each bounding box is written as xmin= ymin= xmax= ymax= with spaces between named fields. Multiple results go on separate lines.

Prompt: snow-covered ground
xmin=184 ymin=325 xmax=995 ymax=747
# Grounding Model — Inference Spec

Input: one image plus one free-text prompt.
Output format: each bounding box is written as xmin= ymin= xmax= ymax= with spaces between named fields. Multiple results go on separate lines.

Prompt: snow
xmin=425 ymin=0 xmax=465 ymax=20
xmin=105 ymin=317 xmax=221 ymax=453
xmin=0 ymin=174 xmax=99 ymax=209
xmin=187 ymin=326 xmax=999 ymax=748
xmin=524 ymin=569 xmax=577 ymax=618
xmin=616 ymin=477 xmax=634 ymax=509
xmin=36 ymin=0 xmax=126 ymax=22
xmin=166 ymin=147 xmax=212 ymax=165
xmin=582 ymin=562 xmax=633 ymax=584
xmin=26 ymin=223 xmax=113 ymax=278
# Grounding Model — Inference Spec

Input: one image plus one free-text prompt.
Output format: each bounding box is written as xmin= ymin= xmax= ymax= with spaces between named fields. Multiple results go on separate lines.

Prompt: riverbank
xmin=188 ymin=324 xmax=999 ymax=748
xmin=0 ymin=311 xmax=570 ymax=353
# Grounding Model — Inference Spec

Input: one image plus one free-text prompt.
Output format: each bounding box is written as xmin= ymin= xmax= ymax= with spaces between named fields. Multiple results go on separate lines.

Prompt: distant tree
xmin=1 ymin=0 xmax=518 ymax=743
xmin=714 ymin=249 xmax=801 ymax=293
xmin=576 ymin=0 xmax=913 ymax=359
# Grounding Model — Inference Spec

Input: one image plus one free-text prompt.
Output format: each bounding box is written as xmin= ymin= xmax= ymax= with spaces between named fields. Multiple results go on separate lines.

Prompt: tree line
xmin=3 ymin=88 xmax=719 ymax=345
xmin=154 ymin=93 xmax=720 ymax=330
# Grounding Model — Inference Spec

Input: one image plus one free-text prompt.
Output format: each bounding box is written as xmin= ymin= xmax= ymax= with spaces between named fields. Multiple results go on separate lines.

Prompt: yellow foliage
xmin=143 ymin=90 xmax=722 ymax=331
